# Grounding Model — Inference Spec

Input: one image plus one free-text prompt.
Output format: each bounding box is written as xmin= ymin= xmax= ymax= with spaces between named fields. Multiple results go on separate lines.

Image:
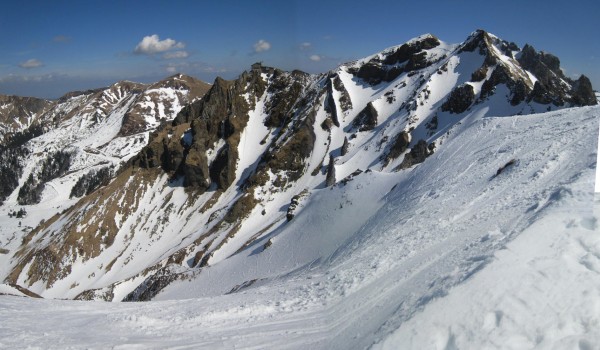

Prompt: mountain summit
xmin=0 ymin=30 xmax=596 ymax=306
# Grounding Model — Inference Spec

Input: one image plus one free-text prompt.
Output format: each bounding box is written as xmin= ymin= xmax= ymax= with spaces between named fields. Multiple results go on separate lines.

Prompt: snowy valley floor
xmin=0 ymin=193 xmax=597 ymax=350
xmin=0 ymin=107 xmax=598 ymax=349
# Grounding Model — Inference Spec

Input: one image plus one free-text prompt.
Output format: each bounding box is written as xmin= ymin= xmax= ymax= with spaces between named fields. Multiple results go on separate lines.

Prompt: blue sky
xmin=1 ymin=0 xmax=598 ymax=99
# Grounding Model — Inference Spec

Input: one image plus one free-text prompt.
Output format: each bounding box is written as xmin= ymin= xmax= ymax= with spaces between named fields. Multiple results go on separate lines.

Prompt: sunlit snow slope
xmin=4 ymin=30 xmax=597 ymax=302
xmin=0 ymin=105 xmax=597 ymax=349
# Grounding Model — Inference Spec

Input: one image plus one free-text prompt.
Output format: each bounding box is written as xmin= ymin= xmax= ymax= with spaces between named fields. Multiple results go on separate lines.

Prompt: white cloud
xmin=166 ymin=66 xmax=177 ymax=73
xmin=19 ymin=59 xmax=43 ymax=69
xmin=309 ymin=55 xmax=321 ymax=62
xmin=253 ymin=39 xmax=271 ymax=53
xmin=163 ymin=51 xmax=189 ymax=59
xmin=134 ymin=34 xmax=185 ymax=55
xmin=300 ymin=42 xmax=312 ymax=50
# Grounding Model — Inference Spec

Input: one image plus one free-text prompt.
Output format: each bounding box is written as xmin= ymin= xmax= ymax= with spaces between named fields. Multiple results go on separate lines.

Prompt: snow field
xmin=375 ymin=177 xmax=600 ymax=350
xmin=0 ymin=105 xmax=596 ymax=349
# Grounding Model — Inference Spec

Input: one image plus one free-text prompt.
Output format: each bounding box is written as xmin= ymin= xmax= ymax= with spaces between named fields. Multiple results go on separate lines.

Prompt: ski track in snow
xmin=0 ymin=106 xmax=597 ymax=349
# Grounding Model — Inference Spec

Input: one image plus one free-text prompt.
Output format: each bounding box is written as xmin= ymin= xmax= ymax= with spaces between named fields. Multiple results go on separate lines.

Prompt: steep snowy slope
xmin=0 ymin=74 xmax=210 ymax=286
xmin=1 ymin=30 xmax=596 ymax=301
xmin=0 ymin=105 xmax=596 ymax=349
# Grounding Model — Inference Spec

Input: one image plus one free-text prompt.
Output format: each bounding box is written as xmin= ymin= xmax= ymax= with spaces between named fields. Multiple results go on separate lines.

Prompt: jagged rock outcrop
xmin=326 ymin=155 xmax=336 ymax=187
xmin=325 ymin=85 xmax=340 ymax=127
xmin=324 ymin=73 xmax=353 ymax=128
xmin=570 ymin=75 xmax=597 ymax=106
xmin=332 ymin=74 xmax=353 ymax=112
xmin=349 ymin=35 xmax=440 ymax=85
xmin=395 ymin=140 xmax=434 ymax=170
xmin=119 ymin=74 xmax=211 ymax=136
xmin=352 ymin=102 xmax=378 ymax=131
xmin=135 ymin=75 xmax=250 ymax=190
xmin=442 ymin=84 xmax=475 ymax=113
xmin=341 ymin=136 xmax=350 ymax=156
xmin=384 ymin=131 xmax=411 ymax=165
xmin=263 ymin=69 xmax=310 ymax=128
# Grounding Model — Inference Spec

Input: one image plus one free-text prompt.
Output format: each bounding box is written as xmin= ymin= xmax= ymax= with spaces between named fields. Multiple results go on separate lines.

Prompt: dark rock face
xmin=471 ymin=66 xmax=488 ymax=82
xmin=349 ymin=35 xmax=440 ymax=85
xmin=122 ymin=267 xmax=179 ymax=302
xmin=324 ymin=84 xmax=340 ymax=127
xmin=341 ymin=136 xmax=350 ymax=156
xmin=333 ymin=75 xmax=353 ymax=112
xmin=509 ymin=80 xmax=528 ymax=106
xmin=518 ymin=45 xmax=561 ymax=77
xmin=459 ymin=29 xmax=491 ymax=53
xmin=353 ymin=64 xmax=404 ymax=86
xmin=261 ymin=115 xmax=316 ymax=183
xmin=518 ymin=44 xmax=567 ymax=105
xmin=480 ymin=66 xmax=511 ymax=99
xmin=384 ymin=131 xmax=410 ymax=165
xmin=184 ymin=145 xmax=211 ymax=189
xmin=570 ymin=75 xmax=597 ymax=106
xmin=136 ymin=63 xmax=316 ymax=197
xmin=516 ymin=44 xmax=596 ymax=106
xmin=442 ymin=84 xmax=475 ymax=114
xmin=185 ymin=77 xmax=250 ymax=190
xmin=263 ymin=69 xmax=310 ymax=128
xmin=135 ymin=73 xmax=254 ymax=191
xmin=286 ymin=194 xmax=302 ymax=221
xmin=383 ymin=36 xmax=440 ymax=65
xmin=324 ymin=73 xmax=353 ymax=128
xmin=395 ymin=140 xmax=434 ymax=170
xmin=326 ymin=155 xmax=336 ymax=187
xmin=224 ymin=193 xmax=258 ymax=224
xmin=352 ymin=102 xmax=378 ymax=131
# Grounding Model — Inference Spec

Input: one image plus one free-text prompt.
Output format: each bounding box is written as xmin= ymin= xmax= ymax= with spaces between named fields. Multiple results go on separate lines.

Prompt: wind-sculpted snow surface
xmin=0 ymin=106 xmax=597 ymax=349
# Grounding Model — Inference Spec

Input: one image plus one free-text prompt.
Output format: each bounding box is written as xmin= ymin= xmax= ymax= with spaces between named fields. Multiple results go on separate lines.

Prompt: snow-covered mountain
xmin=1 ymin=29 xmax=596 ymax=300
xmin=0 ymin=74 xmax=210 ymax=204
xmin=0 ymin=29 xmax=598 ymax=348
